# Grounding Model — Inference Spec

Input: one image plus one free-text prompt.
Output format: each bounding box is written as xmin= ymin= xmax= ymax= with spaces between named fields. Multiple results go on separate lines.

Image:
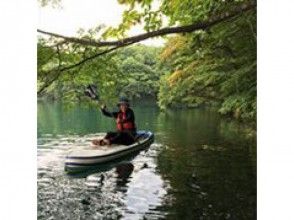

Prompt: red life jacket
xmin=116 ymin=111 xmax=136 ymax=131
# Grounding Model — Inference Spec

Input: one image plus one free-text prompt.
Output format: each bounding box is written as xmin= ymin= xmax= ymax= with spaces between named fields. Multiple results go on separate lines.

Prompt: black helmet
xmin=117 ymin=97 xmax=130 ymax=107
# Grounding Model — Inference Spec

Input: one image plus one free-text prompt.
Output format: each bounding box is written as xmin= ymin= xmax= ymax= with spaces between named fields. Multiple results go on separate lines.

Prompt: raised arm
xmin=101 ymin=106 xmax=118 ymax=118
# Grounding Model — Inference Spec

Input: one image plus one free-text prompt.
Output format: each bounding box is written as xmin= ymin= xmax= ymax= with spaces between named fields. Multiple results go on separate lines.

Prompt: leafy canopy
xmin=38 ymin=0 xmax=256 ymax=121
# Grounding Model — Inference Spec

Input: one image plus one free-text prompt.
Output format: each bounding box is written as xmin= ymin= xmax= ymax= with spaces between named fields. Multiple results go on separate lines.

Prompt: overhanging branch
xmin=37 ymin=43 xmax=133 ymax=95
xmin=37 ymin=1 xmax=256 ymax=95
xmin=37 ymin=2 xmax=256 ymax=48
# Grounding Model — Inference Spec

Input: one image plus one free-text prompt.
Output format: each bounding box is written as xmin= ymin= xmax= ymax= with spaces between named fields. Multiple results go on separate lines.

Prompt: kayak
xmin=65 ymin=131 xmax=154 ymax=173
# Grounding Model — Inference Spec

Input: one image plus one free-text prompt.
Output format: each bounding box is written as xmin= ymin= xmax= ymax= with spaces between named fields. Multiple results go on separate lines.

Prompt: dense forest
xmin=38 ymin=44 xmax=163 ymax=102
xmin=38 ymin=0 xmax=256 ymax=122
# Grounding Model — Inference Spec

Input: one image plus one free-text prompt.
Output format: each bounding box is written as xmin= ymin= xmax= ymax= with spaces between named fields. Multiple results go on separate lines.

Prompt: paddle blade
xmin=84 ymin=84 xmax=99 ymax=100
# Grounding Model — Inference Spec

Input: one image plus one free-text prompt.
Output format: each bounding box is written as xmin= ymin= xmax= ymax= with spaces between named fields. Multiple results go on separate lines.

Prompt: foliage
xmin=37 ymin=37 xmax=122 ymax=107
xmin=38 ymin=0 xmax=62 ymax=8
xmin=38 ymin=39 xmax=163 ymax=104
xmin=38 ymin=0 xmax=256 ymax=121
xmin=115 ymin=45 xmax=163 ymax=99
xmin=154 ymin=1 xmax=256 ymax=121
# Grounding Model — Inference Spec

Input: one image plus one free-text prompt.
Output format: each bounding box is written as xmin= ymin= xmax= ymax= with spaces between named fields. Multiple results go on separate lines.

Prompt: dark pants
xmin=105 ymin=131 xmax=136 ymax=145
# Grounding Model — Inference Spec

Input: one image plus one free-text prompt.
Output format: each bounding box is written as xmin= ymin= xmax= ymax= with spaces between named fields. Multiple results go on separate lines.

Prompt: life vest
xmin=116 ymin=111 xmax=136 ymax=131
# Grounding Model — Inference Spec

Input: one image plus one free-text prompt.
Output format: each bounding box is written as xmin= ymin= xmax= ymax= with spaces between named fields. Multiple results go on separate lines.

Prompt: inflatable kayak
xmin=65 ymin=131 xmax=154 ymax=173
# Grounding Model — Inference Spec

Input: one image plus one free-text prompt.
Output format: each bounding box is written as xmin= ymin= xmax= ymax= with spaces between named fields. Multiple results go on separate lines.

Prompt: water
xmin=37 ymin=101 xmax=256 ymax=219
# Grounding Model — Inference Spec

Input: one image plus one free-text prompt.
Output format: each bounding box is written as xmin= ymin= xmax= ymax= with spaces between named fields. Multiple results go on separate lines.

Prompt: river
xmin=37 ymin=101 xmax=256 ymax=219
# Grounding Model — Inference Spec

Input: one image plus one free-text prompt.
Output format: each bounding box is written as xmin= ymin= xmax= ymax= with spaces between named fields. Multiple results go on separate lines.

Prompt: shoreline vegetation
xmin=38 ymin=0 xmax=256 ymax=124
xmin=38 ymin=99 xmax=257 ymax=136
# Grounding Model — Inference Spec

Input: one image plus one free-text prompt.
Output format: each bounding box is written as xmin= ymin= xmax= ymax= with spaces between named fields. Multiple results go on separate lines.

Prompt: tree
xmin=156 ymin=1 xmax=256 ymax=120
xmin=38 ymin=0 xmax=256 ymax=121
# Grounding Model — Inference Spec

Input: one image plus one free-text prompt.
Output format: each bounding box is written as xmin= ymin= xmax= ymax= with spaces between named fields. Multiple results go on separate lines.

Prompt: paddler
xmin=92 ymin=97 xmax=137 ymax=146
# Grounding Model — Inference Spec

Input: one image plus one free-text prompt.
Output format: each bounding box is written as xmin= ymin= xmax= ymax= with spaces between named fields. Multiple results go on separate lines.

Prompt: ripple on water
xmin=38 ymin=135 xmax=169 ymax=220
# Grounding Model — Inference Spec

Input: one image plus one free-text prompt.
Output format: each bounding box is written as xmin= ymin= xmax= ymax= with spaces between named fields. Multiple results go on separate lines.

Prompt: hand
xmin=101 ymin=104 xmax=106 ymax=110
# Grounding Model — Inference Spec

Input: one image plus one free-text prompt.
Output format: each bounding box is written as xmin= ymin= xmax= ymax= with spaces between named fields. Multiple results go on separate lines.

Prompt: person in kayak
xmin=92 ymin=97 xmax=137 ymax=146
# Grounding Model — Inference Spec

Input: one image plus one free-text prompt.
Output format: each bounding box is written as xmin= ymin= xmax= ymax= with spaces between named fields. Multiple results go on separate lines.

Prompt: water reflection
xmin=38 ymin=102 xmax=256 ymax=219
xmin=115 ymin=163 xmax=134 ymax=188
xmin=37 ymin=133 xmax=168 ymax=219
xmin=124 ymin=167 xmax=167 ymax=219
xmin=154 ymin=110 xmax=256 ymax=219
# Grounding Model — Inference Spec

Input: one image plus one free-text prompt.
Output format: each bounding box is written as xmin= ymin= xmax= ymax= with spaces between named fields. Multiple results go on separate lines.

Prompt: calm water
xmin=37 ymin=101 xmax=256 ymax=219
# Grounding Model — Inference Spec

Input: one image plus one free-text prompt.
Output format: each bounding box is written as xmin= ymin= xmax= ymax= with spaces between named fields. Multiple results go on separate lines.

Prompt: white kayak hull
xmin=65 ymin=131 xmax=154 ymax=172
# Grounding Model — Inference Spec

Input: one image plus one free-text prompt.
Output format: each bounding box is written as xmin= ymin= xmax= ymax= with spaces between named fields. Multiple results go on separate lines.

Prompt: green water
xmin=37 ymin=101 xmax=256 ymax=219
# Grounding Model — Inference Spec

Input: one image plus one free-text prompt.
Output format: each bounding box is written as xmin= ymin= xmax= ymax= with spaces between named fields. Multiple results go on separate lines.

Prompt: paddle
xmin=84 ymin=84 xmax=99 ymax=101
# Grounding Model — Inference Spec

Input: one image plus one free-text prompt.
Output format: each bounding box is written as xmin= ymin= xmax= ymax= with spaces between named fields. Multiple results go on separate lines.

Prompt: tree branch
xmin=37 ymin=2 xmax=256 ymax=48
xmin=37 ymin=43 xmax=133 ymax=95
xmin=37 ymin=1 xmax=256 ymax=95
